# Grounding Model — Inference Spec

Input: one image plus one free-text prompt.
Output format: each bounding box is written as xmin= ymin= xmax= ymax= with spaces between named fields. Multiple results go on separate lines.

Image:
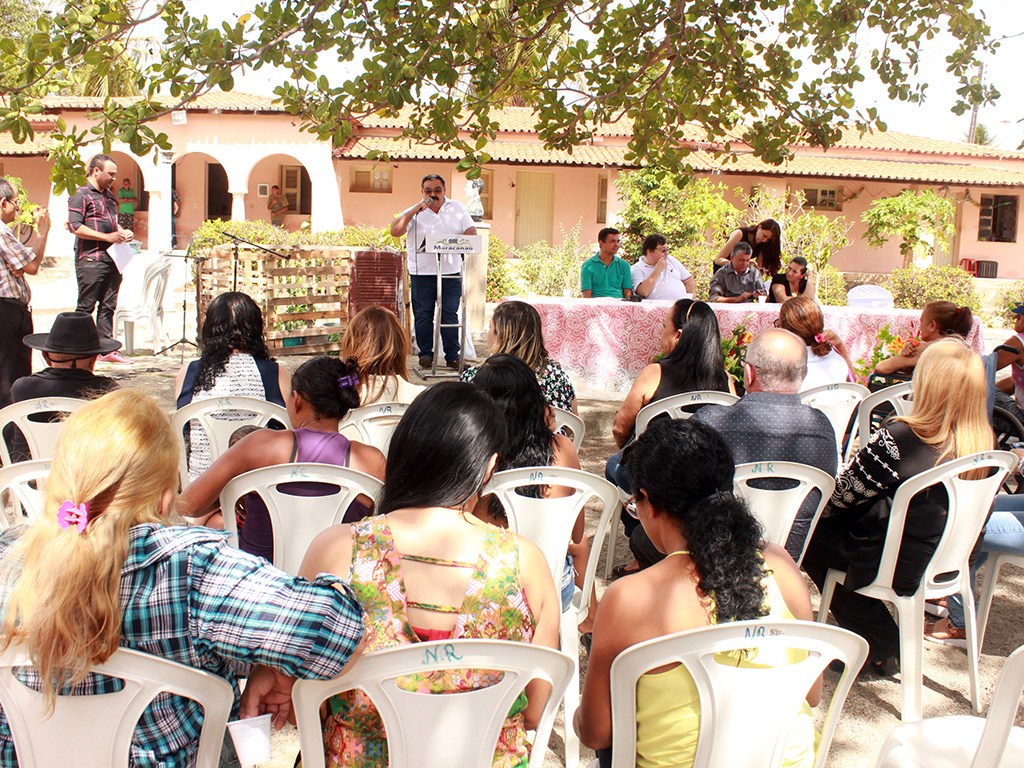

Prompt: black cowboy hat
xmin=22 ymin=311 xmax=122 ymax=355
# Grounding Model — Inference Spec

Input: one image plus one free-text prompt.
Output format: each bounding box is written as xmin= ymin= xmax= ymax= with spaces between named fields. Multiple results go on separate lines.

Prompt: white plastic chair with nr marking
xmin=337 ymin=401 xmax=408 ymax=454
xmin=590 ymin=620 xmax=868 ymax=768
xmin=0 ymin=397 xmax=88 ymax=465
xmin=220 ymin=462 xmax=383 ymax=575
xmin=816 ymin=451 xmax=1016 ymax=720
xmin=171 ymin=396 xmax=291 ymax=489
xmin=733 ymin=461 xmax=836 ymax=566
xmin=799 ymin=382 xmax=869 ymax=461
xmin=0 ymin=644 xmax=234 ymax=768
xmin=293 ymin=639 xmax=574 ymax=768
xmin=0 ymin=458 xmax=50 ymax=528
xmin=551 ymin=407 xmax=586 ymax=451
xmin=634 ymin=390 xmax=739 ymax=436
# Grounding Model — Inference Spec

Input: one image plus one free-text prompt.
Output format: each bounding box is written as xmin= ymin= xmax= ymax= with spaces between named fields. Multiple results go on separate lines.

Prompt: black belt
xmin=0 ymin=297 xmax=29 ymax=310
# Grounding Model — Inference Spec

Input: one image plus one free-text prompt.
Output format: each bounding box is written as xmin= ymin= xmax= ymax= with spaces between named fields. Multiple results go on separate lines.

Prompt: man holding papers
xmin=67 ymin=154 xmax=133 ymax=363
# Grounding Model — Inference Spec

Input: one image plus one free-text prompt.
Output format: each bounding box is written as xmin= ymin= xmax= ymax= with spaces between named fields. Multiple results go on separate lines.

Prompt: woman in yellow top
xmin=576 ymin=418 xmax=821 ymax=768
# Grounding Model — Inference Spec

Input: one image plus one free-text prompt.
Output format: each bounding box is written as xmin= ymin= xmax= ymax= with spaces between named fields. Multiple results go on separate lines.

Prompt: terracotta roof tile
xmin=792 ymin=126 xmax=1024 ymax=160
xmin=335 ymin=135 xmax=636 ymax=167
xmin=355 ymin=106 xmax=640 ymax=138
xmin=0 ymin=131 xmax=51 ymax=156
xmin=39 ymin=92 xmax=285 ymax=112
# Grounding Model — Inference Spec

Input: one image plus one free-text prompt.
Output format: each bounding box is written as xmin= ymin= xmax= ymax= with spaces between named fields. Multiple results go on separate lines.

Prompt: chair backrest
xmin=550 ymin=407 xmax=586 ymax=450
xmin=220 ymin=462 xmax=383 ymax=574
xmin=971 ymin=643 xmax=1024 ymax=768
xmin=171 ymin=396 xmax=291 ymax=488
xmin=732 ymin=462 xmax=836 ymax=566
xmin=869 ymin=451 xmax=1017 ymax=596
xmin=0 ymin=458 xmax=50 ymax=528
xmin=799 ymin=382 xmax=868 ymax=459
xmin=852 ymin=382 xmax=913 ymax=463
xmin=0 ymin=398 xmax=88 ymax=465
xmin=0 ymin=644 xmax=233 ymax=768
xmin=483 ymin=467 xmax=621 ymax=618
xmin=337 ymin=402 xmax=409 ymax=454
xmin=292 ymin=639 xmax=574 ymax=768
xmin=847 ymin=284 xmax=894 ymax=309
xmin=141 ymin=257 xmax=172 ymax=314
xmin=605 ymin=620 xmax=868 ymax=768
xmin=635 ymin=391 xmax=740 ymax=436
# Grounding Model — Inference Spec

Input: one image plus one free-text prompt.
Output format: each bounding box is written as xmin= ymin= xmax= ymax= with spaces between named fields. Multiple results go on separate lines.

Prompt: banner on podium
xmin=425 ymin=235 xmax=482 ymax=254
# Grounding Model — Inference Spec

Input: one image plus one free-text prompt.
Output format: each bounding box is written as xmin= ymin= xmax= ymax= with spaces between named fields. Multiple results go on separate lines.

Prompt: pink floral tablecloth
xmin=519 ymin=297 xmax=985 ymax=393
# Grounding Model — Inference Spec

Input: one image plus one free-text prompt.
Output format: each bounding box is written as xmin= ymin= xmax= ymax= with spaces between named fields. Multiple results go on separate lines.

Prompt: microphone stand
xmin=221 ymin=232 xmax=293 ymax=292
xmin=157 ymin=238 xmax=202 ymax=361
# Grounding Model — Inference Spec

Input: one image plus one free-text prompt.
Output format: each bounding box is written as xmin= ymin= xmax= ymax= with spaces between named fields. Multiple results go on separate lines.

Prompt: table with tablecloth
xmin=517 ymin=297 xmax=985 ymax=393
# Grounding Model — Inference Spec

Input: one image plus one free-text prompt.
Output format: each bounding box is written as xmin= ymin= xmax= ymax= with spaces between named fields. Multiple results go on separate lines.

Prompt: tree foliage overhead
xmin=0 ymin=0 xmax=998 ymax=193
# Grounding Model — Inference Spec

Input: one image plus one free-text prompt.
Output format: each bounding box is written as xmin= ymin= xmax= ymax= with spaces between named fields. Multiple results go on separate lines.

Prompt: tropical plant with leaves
xmin=863 ymin=189 xmax=956 ymax=269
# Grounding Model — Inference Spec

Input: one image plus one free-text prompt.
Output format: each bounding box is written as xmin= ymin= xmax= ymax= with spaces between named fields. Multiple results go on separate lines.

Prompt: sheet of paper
xmin=108 ymin=240 xmax=135 ymax=273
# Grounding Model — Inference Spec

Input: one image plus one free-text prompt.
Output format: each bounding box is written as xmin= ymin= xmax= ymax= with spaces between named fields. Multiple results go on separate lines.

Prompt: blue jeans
xmin=947 ymin=495 xmax=1024 ymax=629
xmin=410 ymin=273 xmax=462 ymax=362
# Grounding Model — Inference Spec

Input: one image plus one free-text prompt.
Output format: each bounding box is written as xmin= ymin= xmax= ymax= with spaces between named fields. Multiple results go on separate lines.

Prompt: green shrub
xmin=191 ymin=219 xmax=400 ymax=249
xmin=515 ymin=225 xmax=588 ymax=297
xmin=997 ymin=279 xmax=1024 ymax=323
xmin=486 ymin=235 xmax=520 ymax=302
xmin=885 ymin=266 xmax=981 ymax=312
xmin=816 ymin=264 xmax=847 ymax=307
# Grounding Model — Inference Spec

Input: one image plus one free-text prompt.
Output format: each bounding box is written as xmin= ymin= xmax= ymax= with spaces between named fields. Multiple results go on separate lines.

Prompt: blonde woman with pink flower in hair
xmin=778 ymin=297 xmax=855 ymax=389
xmin=0 ymin=390 xmax=365 ymax=768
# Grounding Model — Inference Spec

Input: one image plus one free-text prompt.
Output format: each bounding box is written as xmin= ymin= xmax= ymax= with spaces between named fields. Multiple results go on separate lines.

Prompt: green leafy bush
xmin=997 ymin=279 xmax=1024 ymax=323
xmin=191 ymin=219 xmax=400 ymax=249
xmin=515 ymin=226 xmax=588 ymax=297
xmin=816 ymin=264 xmax=848 ymax=307
xmin=886 ymin=266 xmax=981 ymax=312
xmin=863 ymin=189 xmax=956 ymax=269
xmin=486 ymin=235 xmax=520 ymax=302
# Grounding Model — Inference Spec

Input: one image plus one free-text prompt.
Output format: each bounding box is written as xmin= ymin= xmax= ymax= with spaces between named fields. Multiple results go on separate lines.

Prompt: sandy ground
xmin=22 ymin=268 xmax=1024 ymax=768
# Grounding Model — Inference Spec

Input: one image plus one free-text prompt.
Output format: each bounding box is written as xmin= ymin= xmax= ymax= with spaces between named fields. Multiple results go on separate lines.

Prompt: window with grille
xmin=803 ymin=188 xmax=842 ymax=211
xmin=597 ymin=174 xmax=609 ymax=223
xmin=978 ymin=195 xmax=1018 ymax=243
xmin=350 ymin=166 xmax=393 ymax=193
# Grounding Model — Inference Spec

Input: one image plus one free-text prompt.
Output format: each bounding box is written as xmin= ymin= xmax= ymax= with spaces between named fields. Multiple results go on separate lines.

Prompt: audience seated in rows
xmin=803 ymin=338 xmax=993 ymax=676
xmin=577 ymin=418 xmax=820 ymax=768
xmin=461 ymin=300 xmax=577 ymax=413
xmin=177 ymin=357 xmax=386 ymax=560
xmin=297 ymin=382 xmax=559 ymax=767
xmin=777 ymin=297 xmax=855 ymax=389
xmin=0 ymin=390 xmax=365 ymax=766
xmin=174 ymin=292 xmax=291 ymax=480
xmin=340 ymin=306 xmax=425 ymax=405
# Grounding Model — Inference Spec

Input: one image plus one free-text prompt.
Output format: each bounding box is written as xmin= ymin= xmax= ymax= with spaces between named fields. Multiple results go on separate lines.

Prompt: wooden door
xmin=515 ymin=171 xmax=554 ymax=249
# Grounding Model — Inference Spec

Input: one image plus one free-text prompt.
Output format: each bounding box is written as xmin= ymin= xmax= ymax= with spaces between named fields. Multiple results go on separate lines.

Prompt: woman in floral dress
xmin=299 ymin=382 xmax=560 ymax=768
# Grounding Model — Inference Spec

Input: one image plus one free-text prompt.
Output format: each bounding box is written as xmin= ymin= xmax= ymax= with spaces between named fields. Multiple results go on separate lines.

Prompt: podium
xmin=423 ymin=235 xmax=482 ymax=377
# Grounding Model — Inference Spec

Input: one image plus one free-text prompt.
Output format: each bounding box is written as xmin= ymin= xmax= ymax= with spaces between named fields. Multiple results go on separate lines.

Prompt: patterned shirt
xmin=67 ymin=182 xmax=119 ymax=261
xmin=461 ymin=358 xmax=576 ymax=412
xmin=0 ymin=524 xmax=365 ymax=768
xmin=0 ymin=220 xmax=34 ymax=303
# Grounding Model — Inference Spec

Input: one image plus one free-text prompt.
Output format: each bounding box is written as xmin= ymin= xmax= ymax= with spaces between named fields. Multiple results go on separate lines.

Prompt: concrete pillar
xmin=466 ymin=222 xmax=490 ymax=335
xmin=231 ymin=191 xmax=246 ymax=222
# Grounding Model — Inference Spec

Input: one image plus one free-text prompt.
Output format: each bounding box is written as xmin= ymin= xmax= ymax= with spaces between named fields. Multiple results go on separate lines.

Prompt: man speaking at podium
xmin=391 ymin=174 xmax=477 ymax=370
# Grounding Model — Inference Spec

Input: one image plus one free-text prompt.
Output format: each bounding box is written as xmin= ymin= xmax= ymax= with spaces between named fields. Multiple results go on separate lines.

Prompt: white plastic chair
xmin=0 ymin=644 xmax=233 ymax=768
xmin=113 ymin=255 xmax=172 ymax=353
xmin=733 ymin=461 xmax=836 ymax=566
xmin=849 ymin=382 xmax=914 ymax=464
xmin=482 ymin=467 xmax=621 ymax=768
xmin=171 ymin=396 xmax=291 ymax=489
xmin=0 ymin=458 xmax=50 ymax=528
xmin=292 ymin=639 xmax=575 ymax=768
xmin=596 ymin=620 xmax=868 ymax=768
xmin=976 ymin=553 xmax=1024 ymax=653
xmin=634 ymin=390 xmax=740 ymax=436
xmin=847 ymin=284 xmax=895 ymax=309
xmin=551 ymin=407 xmax=586 ymax=451
xmin=817 ymin=451 xmax=1017 ymax=720
xmin=337 ymin=402 xmax=408 ymax=454
xmin=799 ymin=382 xmax=869 ymax=460
xmin=875 ymin=643 xmax=1024 ymax=768
xmin=0 ymin=397 xmax=88 ymax=465
xmin=220 ymin=462 xmax=383 ymax=575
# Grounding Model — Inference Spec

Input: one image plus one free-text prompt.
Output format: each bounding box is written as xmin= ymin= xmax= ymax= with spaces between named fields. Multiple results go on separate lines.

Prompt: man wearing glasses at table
xmin=0 ymin=177 xmax=50 ymax=408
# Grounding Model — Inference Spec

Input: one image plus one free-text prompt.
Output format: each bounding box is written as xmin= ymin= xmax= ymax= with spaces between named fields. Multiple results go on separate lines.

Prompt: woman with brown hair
xmin=714 ymin=219 xmax=783 ymax=277
xmin=340 ymin=306 xmax=425 ymax=405
xmin=777 ymin=296 xmax=854 ymax=388
xmin=873 ymin=300 xmax=974 ymax=377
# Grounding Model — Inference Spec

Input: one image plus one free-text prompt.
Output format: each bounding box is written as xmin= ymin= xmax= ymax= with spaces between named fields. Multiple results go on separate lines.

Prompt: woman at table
xmin=778 ymin=297 xmax=854 ymax=389
xmin=768 ymin=256 xmax=816 ymax=304
xmin=872 ymin=301 xmax=974 ymax=380
xmin=461 ymin=300 xmax=577 ymax=414
xmin=714 ymin=219 xmax=782 ymax=278
xmin=577 ymin=418 xmax=819 ymax=768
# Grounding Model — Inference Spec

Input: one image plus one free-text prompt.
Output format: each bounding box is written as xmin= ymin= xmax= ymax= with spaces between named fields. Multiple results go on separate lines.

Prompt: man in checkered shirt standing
xmin=67 ymin=153 xmax=133 ymax=364
xmin=0 ymin=177 xmax=50 ymax=408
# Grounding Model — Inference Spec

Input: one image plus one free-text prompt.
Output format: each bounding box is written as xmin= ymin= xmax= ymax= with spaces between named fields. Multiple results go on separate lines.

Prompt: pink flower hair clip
xmin=814 ymin=333 xmax=826 ymax=344
xmin=57 ymin=500 xmax=91 ymax=534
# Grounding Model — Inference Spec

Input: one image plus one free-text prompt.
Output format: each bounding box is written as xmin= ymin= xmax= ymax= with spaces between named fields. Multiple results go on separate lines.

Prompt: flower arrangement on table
xmin=721 ymin=317 xmax=754 ymax=392
xmin=853 ymin=323 xmax=922 ymax=383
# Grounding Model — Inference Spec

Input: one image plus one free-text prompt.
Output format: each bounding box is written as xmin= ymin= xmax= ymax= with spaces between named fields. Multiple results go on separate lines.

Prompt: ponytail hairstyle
xmin=0 ymin=391 xmax=178 ymax=707
xmin=623 ymin=418 xmax=768 ymax=624
xmin=779 ymin=296 xmax=831 ymax=357
xmin=290 ymin=356 xmax=361 ymax=420
xmin=921 ymin=300 xmax=974 ymax=339
xmin=340 ymin=306 xmax=411 ymax=405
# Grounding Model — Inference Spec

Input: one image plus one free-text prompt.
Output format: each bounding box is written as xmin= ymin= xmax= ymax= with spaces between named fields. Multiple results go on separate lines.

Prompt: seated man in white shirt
xmin=630 ymin=233 xmax=695 ymax=301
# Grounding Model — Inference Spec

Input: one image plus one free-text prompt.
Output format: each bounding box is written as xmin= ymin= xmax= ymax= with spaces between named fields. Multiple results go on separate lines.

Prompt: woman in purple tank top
xmin=177 ymin=357 xmax=387 ymax=559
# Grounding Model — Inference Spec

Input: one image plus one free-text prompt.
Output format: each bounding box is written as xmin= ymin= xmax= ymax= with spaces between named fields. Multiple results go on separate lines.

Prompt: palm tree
xmin=965 ymin=124 xmax=997 ymax=146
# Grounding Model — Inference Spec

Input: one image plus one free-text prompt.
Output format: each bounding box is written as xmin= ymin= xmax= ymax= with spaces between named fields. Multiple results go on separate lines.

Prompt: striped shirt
xmin=0 ymin=524 xmax=365 ymax=767
xmin=67 ymin=182 xmax=119 ymax=261
xmin=0 ymin=220 xmax=33 ymax=304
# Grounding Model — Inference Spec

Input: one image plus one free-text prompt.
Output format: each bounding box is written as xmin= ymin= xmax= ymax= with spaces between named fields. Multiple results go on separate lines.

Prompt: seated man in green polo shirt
xmin=581 ymin=227 xmax=633 ymax=299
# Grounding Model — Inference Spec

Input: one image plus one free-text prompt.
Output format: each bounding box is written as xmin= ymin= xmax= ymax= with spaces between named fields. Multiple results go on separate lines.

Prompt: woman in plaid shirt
xmin=0 ymin=390 xmax=365 ymax=767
